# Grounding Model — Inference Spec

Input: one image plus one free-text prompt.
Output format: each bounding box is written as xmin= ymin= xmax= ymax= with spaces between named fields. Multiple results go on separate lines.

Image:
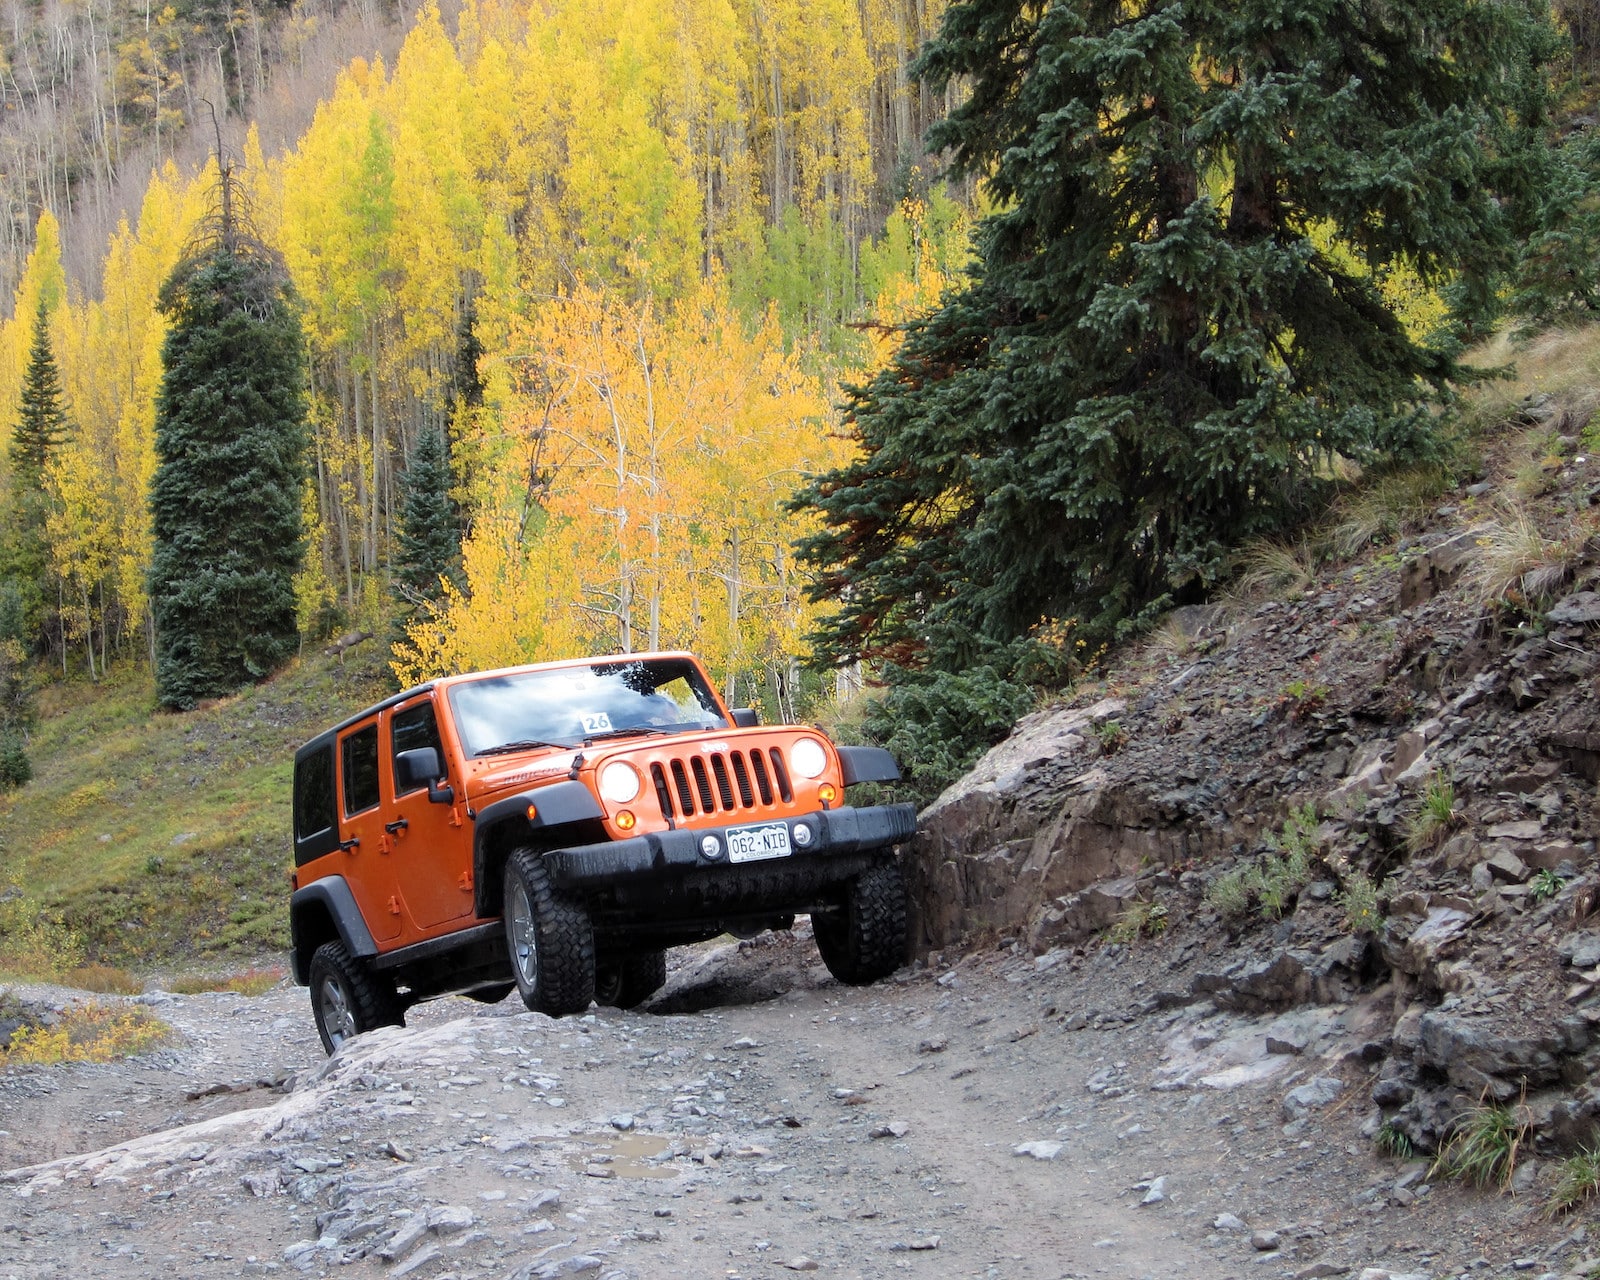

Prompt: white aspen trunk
xmin=724 ymin=527 xmax=741 ymax=705
xmin=369 ymin=329 xmax=382 ymax=574
xmin=350 ymin=359 xmax=368 ymax=580
xmin=82 ymin=585 xmax=96 ymax=681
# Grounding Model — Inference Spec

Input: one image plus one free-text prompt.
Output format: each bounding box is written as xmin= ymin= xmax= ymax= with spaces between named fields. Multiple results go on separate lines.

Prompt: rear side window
xmin=391 ymin=701 xmax=444 ymax=795
xmin=294 ymin=745 xmax=335 ymax=842
xmin=342 ymin=725 xmax=381 ymax=816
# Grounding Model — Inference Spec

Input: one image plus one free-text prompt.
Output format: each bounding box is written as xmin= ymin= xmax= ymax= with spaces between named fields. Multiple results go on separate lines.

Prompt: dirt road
xmin=0 ymin=929 xmax=1583 ymax=1280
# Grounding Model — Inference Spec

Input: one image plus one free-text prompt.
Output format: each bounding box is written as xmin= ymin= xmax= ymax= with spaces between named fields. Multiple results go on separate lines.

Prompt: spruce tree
xmin=148 ymin=189 xmax=308 ymax=710
xmin=0 ymin=637 xmax=32 ymax=789
xmin=393 ymin=425 xmax=461 ymax=607
xmin=800 ymin=0 xmax=1559 ymax=676
xmin=3 ymin=301 xmax=69 ymax=640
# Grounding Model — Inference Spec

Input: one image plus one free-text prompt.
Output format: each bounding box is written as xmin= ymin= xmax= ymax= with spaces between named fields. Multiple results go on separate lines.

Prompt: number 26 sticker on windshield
xmin=581 ymin=712 xmax=614 ymax=735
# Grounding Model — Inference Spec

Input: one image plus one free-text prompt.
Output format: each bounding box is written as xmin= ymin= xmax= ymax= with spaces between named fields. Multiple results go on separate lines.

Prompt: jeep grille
xmin=650 ymin=748 xmax=793 ymax=820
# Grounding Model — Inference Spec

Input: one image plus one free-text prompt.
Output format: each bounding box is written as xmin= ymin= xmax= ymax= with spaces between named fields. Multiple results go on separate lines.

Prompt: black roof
xmin=294 ymin=682 xmax=434 ymax=762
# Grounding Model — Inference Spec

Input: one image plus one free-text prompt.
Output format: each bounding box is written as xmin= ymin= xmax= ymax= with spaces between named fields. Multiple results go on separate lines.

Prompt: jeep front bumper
xmin=539 ymin=802 xmax=917 ymax=890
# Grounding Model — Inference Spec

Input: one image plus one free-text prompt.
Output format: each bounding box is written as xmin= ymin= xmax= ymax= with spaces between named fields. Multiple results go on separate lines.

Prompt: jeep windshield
xmin=449 ymin=658 xmax=729 ymax=758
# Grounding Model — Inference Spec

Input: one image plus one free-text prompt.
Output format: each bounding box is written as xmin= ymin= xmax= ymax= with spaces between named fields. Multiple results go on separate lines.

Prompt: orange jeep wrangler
xmin=288 ymin=651 xmax=915 ymax=1052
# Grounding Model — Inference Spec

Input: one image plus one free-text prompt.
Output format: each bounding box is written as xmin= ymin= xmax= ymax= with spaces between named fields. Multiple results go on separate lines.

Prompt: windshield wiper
xmin=476 ymin=738 xmax=570 ymax=757
xmin=582 ymin=726 xmax=674 ymax=743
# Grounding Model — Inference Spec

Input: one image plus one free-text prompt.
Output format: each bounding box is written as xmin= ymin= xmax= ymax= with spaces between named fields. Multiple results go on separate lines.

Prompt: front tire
xmin=308 ymin=940 xmax=403 ymax=1055
xmin=813 ymin=857 xmax=908 ymax=986
xmin=595 ymin=950 xmax=667 ymax=1009
xmin=504 ymin=848 xmax=595 ymax=1016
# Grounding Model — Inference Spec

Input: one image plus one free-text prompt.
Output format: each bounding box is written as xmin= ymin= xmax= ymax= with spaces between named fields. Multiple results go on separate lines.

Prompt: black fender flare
xmin=289 ymin=876 xmax=378 ymax=985
xmin=472 ymin=781 xmax=606 ymax=917
xmin=838 ymin=745 xmax=901 ymax=786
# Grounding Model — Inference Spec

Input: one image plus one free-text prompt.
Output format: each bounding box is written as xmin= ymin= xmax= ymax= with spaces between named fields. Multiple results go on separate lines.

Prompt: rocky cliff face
xmin=904 ymin=401 xmax=1600 ymax=1154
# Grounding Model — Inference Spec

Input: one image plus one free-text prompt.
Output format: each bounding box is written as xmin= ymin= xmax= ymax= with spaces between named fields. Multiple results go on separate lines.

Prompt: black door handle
xmin=339 ymin=837 xmax=360 ymax=853
xmin=385 ymin=818 xmax=409 ymax=835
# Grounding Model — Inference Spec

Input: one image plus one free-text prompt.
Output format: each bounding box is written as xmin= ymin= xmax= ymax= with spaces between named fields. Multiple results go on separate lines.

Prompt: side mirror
xmin=397 ymin=747 xmax=455 ymax=804
xmin=730 ymin=707 xmax=759 ymax=728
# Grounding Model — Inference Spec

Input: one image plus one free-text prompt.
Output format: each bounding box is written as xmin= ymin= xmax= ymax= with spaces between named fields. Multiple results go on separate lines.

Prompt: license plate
xmin=726 ymin=823 xmax=791 ymax=863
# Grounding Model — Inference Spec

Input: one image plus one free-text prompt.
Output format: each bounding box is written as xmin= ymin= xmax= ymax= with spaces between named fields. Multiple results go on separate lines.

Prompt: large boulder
xmin=904 ymin=698 xmax=1231 ymax=953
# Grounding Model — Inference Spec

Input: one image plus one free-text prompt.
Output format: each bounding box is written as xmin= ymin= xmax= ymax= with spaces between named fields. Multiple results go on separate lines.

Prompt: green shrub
xmin=0 ymin=733 xmax=29 ymax=789
xmin=861 ymin=664 xmax=1036 ymax=805
xmin=1205 ymin=867 xmax=1254 ymax=920
xmin=0 ymin=889 xmax=84 ymax=977
xmin=1530 ymin=868 xmax=1563 ymax=903
xmin=1207 ymin=806 xmax=1321 ymax=921
xmin=1335 ymin=868 xmax=1383 ymax=933
xmin=1107 ymin=900 xmax=1167 ymax=944
xmin=1375 ymin=1121 xmax=1415 ymax=1160
xmin=1405 ymin=770 xmax=1458 ymax=853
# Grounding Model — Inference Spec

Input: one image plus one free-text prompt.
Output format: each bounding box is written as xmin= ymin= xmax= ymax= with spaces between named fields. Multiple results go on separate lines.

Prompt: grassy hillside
xmin=0 ymin=644 xmax=389 ymax=968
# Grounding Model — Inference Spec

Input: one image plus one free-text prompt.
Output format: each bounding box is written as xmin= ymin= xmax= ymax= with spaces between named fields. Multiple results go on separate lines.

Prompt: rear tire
xmin=595 ymin=950 xmax=667 ymax=1009
xmin=503 ymin=848 xmax=595 ymax=1016
xmin=813 ymin=857 xmax=907 ymax=986
xmin=308 ymin=940 xmax=404 ymax=1055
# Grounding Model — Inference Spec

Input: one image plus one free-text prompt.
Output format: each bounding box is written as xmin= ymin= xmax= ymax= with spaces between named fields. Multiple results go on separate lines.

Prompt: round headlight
xmin=599 ymin=761 xmax=641 ymax=804
xmin=790 ymin=737 xmax=828 ymax=780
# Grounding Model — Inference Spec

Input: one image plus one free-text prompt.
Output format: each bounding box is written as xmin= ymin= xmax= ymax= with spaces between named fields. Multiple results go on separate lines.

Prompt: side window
xmin=391 ymin=701 xmax=444 ymax=795
xmin=342 ymin=724 xmax=381 ymax=816
xmin=294 ymin=745 xmax=335 ymax=842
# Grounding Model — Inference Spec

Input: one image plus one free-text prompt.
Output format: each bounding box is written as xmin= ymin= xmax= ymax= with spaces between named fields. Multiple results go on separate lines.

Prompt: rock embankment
xmin=908 ymin=401 xmax=1600 ymax=1160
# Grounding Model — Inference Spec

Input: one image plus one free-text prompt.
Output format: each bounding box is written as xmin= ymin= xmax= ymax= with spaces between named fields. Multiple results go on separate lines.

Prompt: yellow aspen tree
xmin=43 ymin=436 xmax=115 ymax=678
xmin=72 ymin=163 xmax=209 ymax=658
xmin=415 ymin=276 xmax=835 ymax=691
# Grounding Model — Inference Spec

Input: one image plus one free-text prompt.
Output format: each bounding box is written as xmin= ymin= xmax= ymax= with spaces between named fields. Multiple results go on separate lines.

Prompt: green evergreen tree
xmin=148 ymin=215 xmax=308 ymax=710
xmin=799 ymin=0 xmax=1559 ymax=678
xmin=3 ymin=301 xmax=69 ymax=641
xmin=1511 ymin=126 xmax=1600 ymax=327
xmin=0 ymin=637 xmax=34 ymax=789
xmin=393 ymin=425 xmax=461 ymax=607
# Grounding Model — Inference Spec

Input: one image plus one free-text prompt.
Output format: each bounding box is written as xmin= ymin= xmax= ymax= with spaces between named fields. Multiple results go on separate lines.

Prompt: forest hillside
xmin=0 ymin=0 xmax=964 ymax=717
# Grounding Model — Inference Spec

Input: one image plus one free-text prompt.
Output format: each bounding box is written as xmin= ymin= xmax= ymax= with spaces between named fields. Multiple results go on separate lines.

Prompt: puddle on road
xmin=565 ymin=1131 xmax=677 ymax=1179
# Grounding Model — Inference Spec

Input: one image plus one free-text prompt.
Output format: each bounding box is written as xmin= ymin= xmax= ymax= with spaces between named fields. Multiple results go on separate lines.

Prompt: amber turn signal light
xmin=525 ymin=803 xmax=538 ymax=821
xmin=616 ymin=810 xmax=637 ymax=830
xmin=817 ymin=783 xmax=838 ymax=805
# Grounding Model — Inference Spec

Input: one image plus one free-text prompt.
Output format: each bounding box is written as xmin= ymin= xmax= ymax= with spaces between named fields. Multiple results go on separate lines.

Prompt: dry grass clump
xmin=1330 ymin=463 xmax=1455 ymax=559
xmin=167 ymin=966 xmax=284 ymax=996
xmin=1405 ymin=770 xmax=1461 ymax=854
xmin=62 ymin=964 xmax=143 ymax=995
xmin=1460 ymin=326 xmax=1600 ymax=429
xmin=1228 ymin=538 xmax=1318 ymax=601
xmin=1463 ymin=503 xmax=1589 ymax=607
xmin=1430 ymin=1101 xmax=1533 ymax=1192
xmin=1550 ymin=1146 xmax=1600 ymax=1216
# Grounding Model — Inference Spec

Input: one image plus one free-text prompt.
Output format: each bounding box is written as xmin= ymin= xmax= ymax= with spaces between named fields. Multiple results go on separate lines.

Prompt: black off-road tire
xmin=595 ymin=950 xmax=667 ymax=1009
xmin=504 ymin=848 xmax=595 ymax=1016
xmin=308 ymin=940 xmax=404 ymax=1055
xmin=813 ymin=856 xmax=908 ymax=986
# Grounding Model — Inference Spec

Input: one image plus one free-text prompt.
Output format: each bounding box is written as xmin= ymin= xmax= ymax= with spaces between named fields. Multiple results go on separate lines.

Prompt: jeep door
xmin=386 ymin=695 xmax=474 ymax=929
xmin=337 ymin=719 xmax=403 ymax=942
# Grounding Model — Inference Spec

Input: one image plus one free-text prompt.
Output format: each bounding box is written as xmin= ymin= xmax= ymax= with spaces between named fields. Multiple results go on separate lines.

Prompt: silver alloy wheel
xmin=509 ymin=877 xmax=539 ymax=989
xmin=317 ymin=974 xmax=356 ymax=1047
